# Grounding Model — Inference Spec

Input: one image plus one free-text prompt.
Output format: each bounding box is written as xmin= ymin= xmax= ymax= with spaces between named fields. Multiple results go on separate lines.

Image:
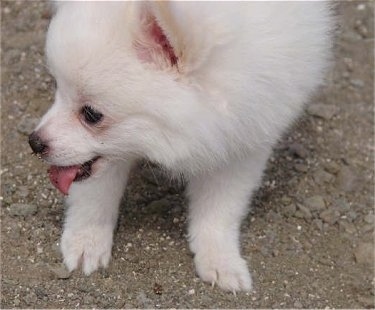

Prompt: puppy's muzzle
xmin=29 ymin=131 xmax=48 ymax=155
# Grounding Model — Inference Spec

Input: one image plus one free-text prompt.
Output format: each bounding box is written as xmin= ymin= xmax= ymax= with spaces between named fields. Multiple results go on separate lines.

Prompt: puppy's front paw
xmin=61 ymin=226 xmax=113 ymax=275
xmin=194 ymin=252 xmax=252 ymax=292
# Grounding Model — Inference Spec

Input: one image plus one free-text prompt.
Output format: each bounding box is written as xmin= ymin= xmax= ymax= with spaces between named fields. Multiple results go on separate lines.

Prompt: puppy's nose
xmin=28 ymin=132 xmax=48 ymax=155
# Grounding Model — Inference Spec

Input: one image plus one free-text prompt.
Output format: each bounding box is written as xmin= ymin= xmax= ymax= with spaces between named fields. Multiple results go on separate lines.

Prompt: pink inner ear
xmin=150 ymin=18 xmax=178 ymax=66
xmin=135 ymin=14 xmax=178 ymax=67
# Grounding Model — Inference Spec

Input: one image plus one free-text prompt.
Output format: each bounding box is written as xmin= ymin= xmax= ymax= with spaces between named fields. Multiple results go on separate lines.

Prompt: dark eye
xmin=81 ymin=105 xmax=103 ymax=125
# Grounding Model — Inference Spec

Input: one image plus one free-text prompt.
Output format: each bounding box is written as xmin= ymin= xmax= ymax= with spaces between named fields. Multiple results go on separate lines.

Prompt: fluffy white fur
xmin=34 ymin=1 xmax=333 ymax=291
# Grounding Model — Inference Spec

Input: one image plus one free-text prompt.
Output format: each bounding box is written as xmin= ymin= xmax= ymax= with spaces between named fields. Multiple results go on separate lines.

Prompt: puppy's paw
xmin=61 ymin=226 xmax=113 ymax=275
xmin=194 ymin=252 xmax=252 ymax=292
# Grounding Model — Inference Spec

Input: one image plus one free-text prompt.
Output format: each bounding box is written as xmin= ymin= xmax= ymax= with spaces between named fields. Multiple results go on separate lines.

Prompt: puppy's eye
xmin=81 ymin=105 xmax=103 ymax=125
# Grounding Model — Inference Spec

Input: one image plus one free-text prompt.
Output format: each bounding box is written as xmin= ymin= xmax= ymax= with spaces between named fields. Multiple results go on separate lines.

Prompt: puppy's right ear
xmin=132 ymin=2 xmax=213 ymax=74
xmin=132 ymin=2 xmax=180 ymax=71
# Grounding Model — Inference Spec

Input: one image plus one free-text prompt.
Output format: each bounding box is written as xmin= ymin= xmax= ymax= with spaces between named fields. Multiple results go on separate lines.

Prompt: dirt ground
xmin=1 ymin=1 xmax=374 ymax=309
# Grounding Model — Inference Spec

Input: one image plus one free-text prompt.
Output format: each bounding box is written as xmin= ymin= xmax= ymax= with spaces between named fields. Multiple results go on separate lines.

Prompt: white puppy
xmin=29 ymin=1 xmax=333 ymax=291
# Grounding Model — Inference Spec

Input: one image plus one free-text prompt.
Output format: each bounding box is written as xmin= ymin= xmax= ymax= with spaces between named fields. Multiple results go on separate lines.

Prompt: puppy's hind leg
xmin=61 ymin=159 xmax=133 ymax=275
xmin=187 ymin=152 xmax=269 ymax=292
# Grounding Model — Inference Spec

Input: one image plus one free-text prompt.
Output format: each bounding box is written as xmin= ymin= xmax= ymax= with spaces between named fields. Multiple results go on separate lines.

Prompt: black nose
xmin=29 ymin=132 xmax=48 ymax=155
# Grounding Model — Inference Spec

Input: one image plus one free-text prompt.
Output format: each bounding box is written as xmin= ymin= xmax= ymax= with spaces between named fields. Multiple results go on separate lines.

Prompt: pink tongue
xmin=48 ymin=165 xmax=80 ymax=195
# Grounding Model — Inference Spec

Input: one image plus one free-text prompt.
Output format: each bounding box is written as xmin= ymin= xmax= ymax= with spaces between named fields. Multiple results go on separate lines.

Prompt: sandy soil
xmin=1 ymin=1 xmax=374 ymax=308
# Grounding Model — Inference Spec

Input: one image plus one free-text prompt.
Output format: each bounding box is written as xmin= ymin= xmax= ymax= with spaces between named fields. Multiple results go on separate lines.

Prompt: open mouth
xmin=48 ymin=156 xmax=101 ymax=195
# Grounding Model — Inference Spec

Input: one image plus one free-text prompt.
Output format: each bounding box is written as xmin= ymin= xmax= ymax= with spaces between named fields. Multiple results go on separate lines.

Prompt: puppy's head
xmin=30 ymin=2 xmax=218 ymax=194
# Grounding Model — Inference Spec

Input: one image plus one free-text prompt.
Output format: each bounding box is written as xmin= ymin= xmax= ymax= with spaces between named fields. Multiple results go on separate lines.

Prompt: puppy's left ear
xmin=132 ymin=2 xmax=209 ymax=73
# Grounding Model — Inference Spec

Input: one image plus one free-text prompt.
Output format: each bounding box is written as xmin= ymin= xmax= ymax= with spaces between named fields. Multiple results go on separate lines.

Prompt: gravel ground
xmin=1 ymin=1 xmax=374 ymax=308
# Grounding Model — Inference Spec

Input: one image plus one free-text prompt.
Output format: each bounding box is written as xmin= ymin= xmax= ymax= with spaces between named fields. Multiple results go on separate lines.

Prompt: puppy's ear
xmin=133 ymin=2 xmax=209 ymax=73
xmin=133 ymin=2 xmax=180 ymax=70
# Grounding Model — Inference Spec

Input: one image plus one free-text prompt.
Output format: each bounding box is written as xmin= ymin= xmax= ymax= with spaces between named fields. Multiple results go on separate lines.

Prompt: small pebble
xmin=357 ymin=3 xmax=366 ymax=10
xmin=306 ymin=103 xmax=338 ymax=120
xmin=260 ymin=246 xmax=269 ymax=256
xmin=24 ymin=292 xmax=37 ymax=305
xmin=9 ymin=203 xmax=37 ymax=217
xmin=338 ymin=220 xmax=357 ymax=234
xmin=17 ymin=186 xmax=29 ymax=198
xmin=1 ymin=277 xmax=18 ymax=286
xmin=294 ymin=210 xmax=305 ymax=219
xmin=14 ymin=298 xmax=20 ymax=307
xmin=361 ymin=224 xmax=374 ymax=234
xmin=357 ymin=295 xmax=374 ymax=308
xmin=266 ymin=210 xmax=282 ymax=223
xmin=336 ymin=166 xmax=358 ymax=192
xmin=354 ymin=20 xmax=368 ymax=38
xmin=7 ymin=224 xmax=21 ymax=239
xmin=334 ymin=198 xmax=351 ymax=214
xmin=288 ymin=143 xmax=308 ymax=159
xmin=313 ymin=169 xmax=334 ymax=185
xmin=364 ymin=213 xmax=374 ymax=225
xmin=83 ymin=295 xmax=94 ymax=305
xmin=319 ymin=209 xmax=340 ymax=225
xmin=294 ymin=163 xmax=308 ymax=173
xmin=297 ymin=204 xmax=312 ymax=220
xmin=49 ymin=264 xmax=71 ymax=279
xmin=304 ymin=196 xmax=326 ymax=212
xmin=283 ymin=204 xmax=297 ymax=217
xmin=354 ymin=242 xmax=374 ymax=265
xmin=350 ymin=79 xmax=365 ymax=88
xmin=312 ymin=219 xmax=324 ymax=232
xmin=347 ymin=211 xmax=358 ymax=222
xmin=294 ymin=300 xmax=303 ymax=308
xmin=188 ymin=289 xmax=195 ymax=295
xmin=281 ymin=195 xmax=292 ymax=205
xmin=136 ymin=291 xmax=153 ymax=308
